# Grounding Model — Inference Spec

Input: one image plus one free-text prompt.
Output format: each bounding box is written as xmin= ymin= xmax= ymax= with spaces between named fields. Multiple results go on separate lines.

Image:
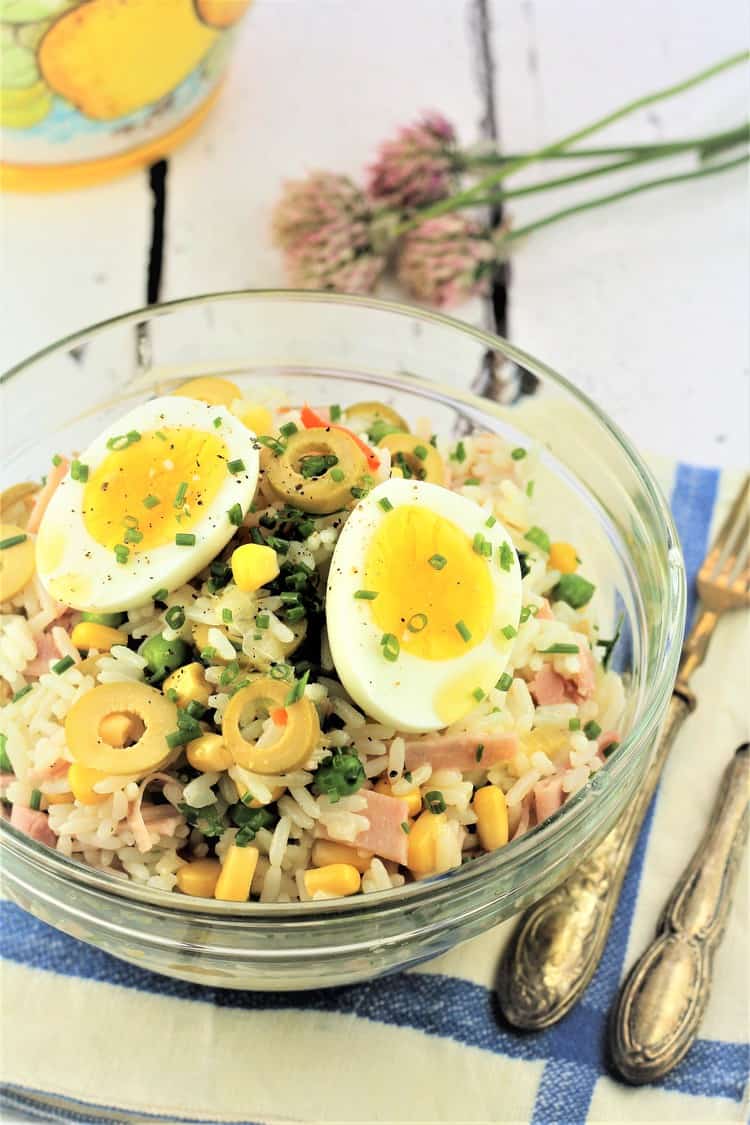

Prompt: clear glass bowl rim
xmin=0 ymin=288 xmax=686 ymax=921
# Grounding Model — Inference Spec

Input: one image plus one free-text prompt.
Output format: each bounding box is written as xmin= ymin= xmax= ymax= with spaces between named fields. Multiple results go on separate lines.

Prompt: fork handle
xmin=610 ymin=744 xmax=749 ymax=1083
xmin=497 ymin=692 xmax=690 ymax=1028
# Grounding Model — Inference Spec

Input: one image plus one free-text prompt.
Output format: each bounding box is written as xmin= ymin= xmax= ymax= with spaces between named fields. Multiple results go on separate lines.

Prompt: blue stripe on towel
xmin=2 ymin=902 xmax=747 ymax=1106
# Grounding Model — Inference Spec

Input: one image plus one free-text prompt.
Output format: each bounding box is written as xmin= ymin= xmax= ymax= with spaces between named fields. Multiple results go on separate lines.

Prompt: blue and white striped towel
xmin=1 ymin=462 xmax=748 ymax=1125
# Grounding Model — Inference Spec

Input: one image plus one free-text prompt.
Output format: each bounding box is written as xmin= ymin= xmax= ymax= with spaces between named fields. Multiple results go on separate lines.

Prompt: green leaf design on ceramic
xmin=1 ymin=42 xmax=40 ymax=88
xmin=1 ymin=0 xmax=72 ymax=23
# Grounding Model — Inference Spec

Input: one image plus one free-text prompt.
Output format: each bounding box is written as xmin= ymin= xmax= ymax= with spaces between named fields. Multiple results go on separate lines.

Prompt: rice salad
xmin=0 ymin=378 xmax=625 ymax=904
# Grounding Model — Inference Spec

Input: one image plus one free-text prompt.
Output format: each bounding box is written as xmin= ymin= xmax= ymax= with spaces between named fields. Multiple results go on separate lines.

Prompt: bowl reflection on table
xmin=0 ymin=291 xmax=685 ymax=991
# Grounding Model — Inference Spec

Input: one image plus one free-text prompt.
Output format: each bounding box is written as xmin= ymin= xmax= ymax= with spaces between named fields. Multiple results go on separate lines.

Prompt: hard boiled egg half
xmin=36 ymin=396 xmax=259 ymax=613
xmin=325 ymin=478 xmax=522 ymax=732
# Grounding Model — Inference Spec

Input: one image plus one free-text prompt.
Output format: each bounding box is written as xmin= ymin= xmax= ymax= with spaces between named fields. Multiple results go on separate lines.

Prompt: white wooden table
xmin=2 ymin=0 xmax=748 ymax=468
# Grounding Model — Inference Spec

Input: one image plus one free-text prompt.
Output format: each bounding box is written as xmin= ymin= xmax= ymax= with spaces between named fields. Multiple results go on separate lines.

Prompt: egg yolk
xmin=83 ymin=428 xmax=228 ymax=552
xmin=363 ymin=505 xmax=494 ymax=660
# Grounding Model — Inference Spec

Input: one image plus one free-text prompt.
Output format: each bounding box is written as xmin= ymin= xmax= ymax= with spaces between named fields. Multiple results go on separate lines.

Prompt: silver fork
xmin=497 ymin=475 xmax=750 ymax=1030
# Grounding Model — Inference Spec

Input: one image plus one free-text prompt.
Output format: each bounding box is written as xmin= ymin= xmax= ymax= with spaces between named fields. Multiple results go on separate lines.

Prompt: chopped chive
xmin=498 ymin=541 xmax=514 ymax=572
xmin=166 ymin=729 xmax=194 ymax=750
xmin=255 ymin=614 xmax=270 ymax=629
xmin=475 ymin=744 xmax=485 ymax=763
xmin=227 ymin=458 xmax=246 ymax=474
xmin=584 ymin=720 xmax=602 ymax=740
xmin=455 ymin=620 xmax=471 ymax=643
xmin=227 ymin=503 xmax=243 ymax=527
xmin=539 ymin=643 xmax=580 ymax=654
xmin=285 ymin=606 xmax=307 ymax=623
xmin=414 ymin=444 xmax=428 ymax=461
xmin=407 ymin=613 xmax=428 ymax=633
xmin=175 ymin=533 xmax=196 ymax=547
xmin=472 ymin=687 xmax=485 ymax=702
xmin=378 ymin=497 xmax=394 ymax=512
xmin=155 ymin=430 xmax=168 ymax=442
xmin=519 ymin=606 xmax=532 ymax=624
xmin=0 ymin=533 xmax=27 ymax=550
xmin=153 ymin=588 xmax=168 ymax=603
xmin=0 ymin=734 xmax=12 ymax=772
xmin=526 ymin=480 xmax=535 ymax=498
xmin=524 ymin=525 xmax=551 ymax=553
xmin=123 ymin=526 xmax=143 ymax=544
xmin=330 ymin=467 xmax=345 ymax=482
xmin=70 ymin=460 xmax=89 ymax=482
xmin=330 ymin=404 xmax=342 ymax=422
xmin=451 ymin=441 xmax=466 ymax=463
xmin=266 ymin=535 xmax=289 ymax=553
xmin=552 ymin=573 xmax=596 ymax=609
xmin=473 ymin=532 xmax=485 ymax=555
xmin=12 ymin=684 xmax=33 ymax=703
xmin=354 ymin=589 xmax=379 ymax=600
xmin=30 ymin=789 xmax=42 ymax=811
xmin=464 ymin=477 xmax=481 ymax=486
xmin=285 ymin=669 xmax=310 ymax=705
xmin=213 ymin=416 xmax=223 ymax=429
xmin=51 ymin=453 xmax=62 ymax=466
xmin=173 ymin=481 xmax=188 ymax=508
xmin=511 ymin=447 xmax=527 ymax=461
xmin=114 ymin=544 xmax=129 ymax=565
xmin=222 ymin=608 xmax=233 ymax=624
xmin=496 ymin=673 xmax=513 ymax=692
xmin=350 ymin=486 xmax=368 ymax=499
xmin=596 ymin=613 xmax=624 ymax=671
xmin=257 ymin=435 xmax=286 ymax=456
xmin=107 ymin=431 xmax=140 ymax=451
xmin=143 ymin=494 xmax=160 ymax=509
xmin=403 ymin=771 xmax=413 ymax=783
xmin=200 ymin=646 xmax=217 ymax=662
xmin=425 ymin=790 xmax=446 ymax=814
xmin=602 ymin=739 xmax=620 ymax=758
xmin=280 ymin=421 xmax=298 ymax=438
xmin=401 ymin=821 xmax=411 ymax=834
xmin=569 ymin=718 xmax=581 ymax=731
xmin=428 ymin=553 xmax=447 ymax=570
xmin=485 ymin=515 xmax=496 ymax=528
xmin=429 ymin=434 xmax=438 ymax=447
xmin=501 ymin=624 xmax=517 ymax=640
xmin=380 ymin=633 xmax=400 ymax=662
xmin=166 ymin=688 xmax=179 ymax=703
xmin=164 ymin=605 xmax=185 ymax=630
xmin=52 ymin=656 xmax=74 ymax=675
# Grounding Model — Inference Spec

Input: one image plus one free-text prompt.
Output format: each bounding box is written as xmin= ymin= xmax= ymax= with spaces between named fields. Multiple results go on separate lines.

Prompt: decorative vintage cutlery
xmin=610 ymin=742 xmax=749 ymax=1083
xmin=497 ymin=475 xmax=749 ymax=1030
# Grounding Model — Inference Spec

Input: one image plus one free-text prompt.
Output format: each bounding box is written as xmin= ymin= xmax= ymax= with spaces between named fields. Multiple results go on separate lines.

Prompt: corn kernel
xmin=214 ymin=844 xmax=259 ymax=902
xmin=69 ymin=762 xmax=108 ymax=805
xmin=176 ymin=858 xmax=222 ymax=898
xmin=407 ymin=810 xmax=446 ymax=877
xmin=172 ymin=376 xmax=241 ymax=407
xmin=99 ymin=711 xmax=145 ymax=749
xmin=311 ymin=840 xmax=373 ymax=874
xmin=374 ymin=778 xmax=422 ymax=816
xmin=187 ymin=733 xmax=233 ymax=773
xmin=163 ymin=662 xmax=210 ymax=709
xmin=303 ymin=863 xmax=361 ymax=898
xmin=231 ymin=543 xmax=280 ymax=593
xmin=473 ymin=784 xmax=509 ymax=851
xmin=233 ymin=779 xmax=285 ymax=808
xmin=45 ymin=791 xmax=74 ymax=806
xmin=71 ymin=621 xmax=128 ymax=652
xmin=549 ymin=541 xmax=578 ymax=574
xmin=238 ymin=404 xmax=274 ymax=435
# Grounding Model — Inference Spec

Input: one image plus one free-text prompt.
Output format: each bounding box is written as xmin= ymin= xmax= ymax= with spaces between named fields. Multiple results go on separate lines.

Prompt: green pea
xmin=140 ymin=633 xmax=191 ymax=683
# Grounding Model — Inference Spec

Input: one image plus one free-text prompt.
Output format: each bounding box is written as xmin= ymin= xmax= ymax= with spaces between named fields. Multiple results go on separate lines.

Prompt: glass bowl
xmin=0 ymin=291 xmax=685 ymax=991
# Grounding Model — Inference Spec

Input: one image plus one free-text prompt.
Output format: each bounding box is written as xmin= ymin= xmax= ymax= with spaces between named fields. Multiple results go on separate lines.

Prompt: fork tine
xmin=704 ymin=476 xmax=750 ymax=582
xmin=716 ymin=511 xmax=749 ymax=585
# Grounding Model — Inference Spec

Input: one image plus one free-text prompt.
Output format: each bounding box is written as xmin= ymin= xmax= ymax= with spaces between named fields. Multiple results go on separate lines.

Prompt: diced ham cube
xmin=534 ymin=776 xmax=564 ymax=823
xmin=529 ymin=644 xmax=597 ymax=706
xmin=404 ymin=732 xmax=518 ymax=772
xmin=319 ymin=789 xmax=410 ymax=865
xmin=10 ymin=804 xmax=57 ymax=848
xmin=529 ymin=664 xmax=568 ymax=707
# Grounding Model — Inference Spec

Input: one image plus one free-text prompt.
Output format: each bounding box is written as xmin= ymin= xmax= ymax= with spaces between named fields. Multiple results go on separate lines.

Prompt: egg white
xmin=325 ymin=478 xmax=522 ymax=732
xmin=36 ymin=396 xmax=259 ymax=613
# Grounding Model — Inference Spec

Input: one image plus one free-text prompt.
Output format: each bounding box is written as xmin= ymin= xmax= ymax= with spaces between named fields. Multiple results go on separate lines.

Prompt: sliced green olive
xmin=378 ymin=433 xmax=445 ymax=485
xmin=344 ymin=401 xmax=409 ymax=442
xmin=265 ymin=428 xmax=368 ymax=514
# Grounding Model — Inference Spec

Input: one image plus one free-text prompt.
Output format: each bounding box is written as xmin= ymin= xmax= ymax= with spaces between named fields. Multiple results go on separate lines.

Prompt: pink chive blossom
xmin=272 ymin=172 xmax=387 ymax=293
xmin=367 ymin=112 xmax=460 ymax=209
xmin=396 ymin=213 xmax=496 ymax=308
